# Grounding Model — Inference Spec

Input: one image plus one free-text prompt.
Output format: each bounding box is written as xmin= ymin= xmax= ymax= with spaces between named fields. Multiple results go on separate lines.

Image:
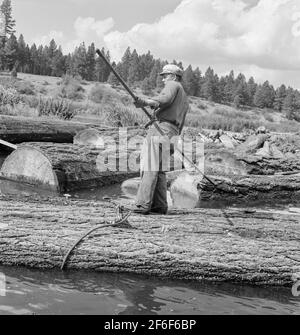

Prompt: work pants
xmin=136 ymin=122 xmax=179 ymax=212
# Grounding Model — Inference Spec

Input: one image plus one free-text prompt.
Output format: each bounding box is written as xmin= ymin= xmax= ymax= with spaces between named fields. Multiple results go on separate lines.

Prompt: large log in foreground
xmin=0 ymin=194 xmax=299 ymax=286
xmin=0 ymin=142 xmax=140 ymax=192
xmin=0 ymin=115 xmax=146 ymax=144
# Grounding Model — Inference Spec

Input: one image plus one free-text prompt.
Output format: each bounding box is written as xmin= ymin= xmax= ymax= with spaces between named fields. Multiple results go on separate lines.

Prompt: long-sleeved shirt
xmin=152 ymin=80 xmax=190 ymax=134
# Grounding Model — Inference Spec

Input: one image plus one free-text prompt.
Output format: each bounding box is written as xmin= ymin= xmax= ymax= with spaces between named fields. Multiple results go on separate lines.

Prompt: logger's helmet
xmin=160 ymin=64 xmax=183 ymax=78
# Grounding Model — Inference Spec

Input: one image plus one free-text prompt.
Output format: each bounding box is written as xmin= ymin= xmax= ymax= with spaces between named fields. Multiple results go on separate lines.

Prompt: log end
xmin=0 ymin=145 xmax=60 ymax=192
xmin=73 ymin=128 xmax=106 ymax=147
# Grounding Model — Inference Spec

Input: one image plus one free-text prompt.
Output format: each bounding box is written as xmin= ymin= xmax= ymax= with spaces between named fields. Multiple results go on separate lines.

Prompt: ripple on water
xmin=0 ymin=266 xmax=299 ymax=315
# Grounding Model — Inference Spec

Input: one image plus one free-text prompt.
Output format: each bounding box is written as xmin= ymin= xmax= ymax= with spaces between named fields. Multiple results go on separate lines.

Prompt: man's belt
xmin=145 ymin=118 xmax=179 ymax=129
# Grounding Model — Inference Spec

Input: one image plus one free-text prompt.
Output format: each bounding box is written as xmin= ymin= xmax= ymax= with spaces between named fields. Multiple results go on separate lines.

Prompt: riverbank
xmin=0 ymin=194 xmax=299 ymax=286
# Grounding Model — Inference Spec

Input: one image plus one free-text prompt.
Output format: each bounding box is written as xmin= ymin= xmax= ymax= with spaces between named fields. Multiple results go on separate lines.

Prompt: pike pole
xmin=95 ymin=49 xmax=218 ymax=189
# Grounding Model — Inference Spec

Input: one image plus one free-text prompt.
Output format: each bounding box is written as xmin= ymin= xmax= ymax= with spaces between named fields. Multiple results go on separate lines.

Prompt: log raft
xmin=1 ymin=142 xmax=300 ymax=200
xmin=0 ymin=194 xmax=299 ymax=286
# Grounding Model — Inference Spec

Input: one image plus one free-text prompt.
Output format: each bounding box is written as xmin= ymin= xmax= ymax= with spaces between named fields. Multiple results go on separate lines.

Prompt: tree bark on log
xmin=0 ymin=194 xmax=299 ymax=286
xmin=205 ymin=149 xmax=300 ymax=175
xmin=0 ymin=115 xmax=146 ymax=144
xmin=0 ymin=142 xmax=141 ymax=192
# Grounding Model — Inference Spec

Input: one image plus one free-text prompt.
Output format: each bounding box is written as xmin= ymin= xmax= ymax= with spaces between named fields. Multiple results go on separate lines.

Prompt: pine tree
xmin=182 ymin=65 xmax=196 ymax=96
xmin=233 ymin=82 xmax=249 ymax=108
xmin=254 ymin=81 xmax=275 ymax=108
xmin=29 ymin=43 xmax=38 ymax=74
xmin=107 ymin=62 xmax=119 ymax=87
xmin=41 ymin=45 xmax=51 ymax=75
xmin=273 ymin=84 xmax=287 ymax=112
xmin=223 ymin=70 xmax=235 ymax=103
xmin=51 ymin=46 xmax=66 ymax=77
xmin=282 ymin=88 xmax=300 ymax=121
xmin=193 ymin=67 xmax=203 ymax=97
xmin=0 ymin=0 xmax=15 ymax=36
xmin=201 ymin=67 xmax=219 ymax=102
xmin=65 ymin=53 xmax=73 ymax=75
xmin=141 ymin=77 xmax=153 ymax=95
xmin=95 ymin=47 xmax=105 ymax=82
xmin=86 ymin=43 xmax=96 ymax=81
xmin=23 ymin=44 xmax=30 ymax=73
xmin=127 ymin=49 xmax=140 ymax=85
xmin=139 ymin=51 xmax=154 ymax=81
xmin=4 ymin=32 xmax=18 ymax=70
xmin=119 ymin=47 xmax=132 ymax=82
xmin=48 ymin=39 xmax=57 ymax=59
xmin=149 ymin=59 xmax=162 ymax=89
xmin=72 ymin=42 xmax=87 ymax=79
xmin=246 ymin=77 xmax=257 ymax=106
xmin=103 ymin=49 xmax=111 ymax=81
xmin=218 ymin=76 xmax=227 ymax=103
xmin=17 ymin=34 xmax=27 ymax=72
xmin=35 ymin=45 xmax=44 ymax=75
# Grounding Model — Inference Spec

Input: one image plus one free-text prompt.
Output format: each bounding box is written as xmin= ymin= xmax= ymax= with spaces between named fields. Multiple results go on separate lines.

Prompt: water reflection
xmin=0 ymin=266 xmax=299 ymax=315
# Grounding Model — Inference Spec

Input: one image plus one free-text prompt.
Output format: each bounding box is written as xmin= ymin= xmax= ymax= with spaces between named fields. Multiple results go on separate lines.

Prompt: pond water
xmin=0 ymin=266 xmax=299 ymax=315
xmin=70 ymin=182 xmax=300 ymax=211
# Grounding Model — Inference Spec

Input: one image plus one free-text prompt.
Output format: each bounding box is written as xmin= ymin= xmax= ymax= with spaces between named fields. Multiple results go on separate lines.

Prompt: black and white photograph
xmin=0 ymin=0 xmax=300 ymax=318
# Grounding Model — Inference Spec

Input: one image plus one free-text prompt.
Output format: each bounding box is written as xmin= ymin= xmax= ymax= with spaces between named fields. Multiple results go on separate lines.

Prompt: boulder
xmin=237 ymin=134 xmax=269 ymax=154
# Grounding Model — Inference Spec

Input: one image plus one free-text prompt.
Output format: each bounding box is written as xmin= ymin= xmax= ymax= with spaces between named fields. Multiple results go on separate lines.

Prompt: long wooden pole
xmin=0 ymin=139 xmax=17 ymax=150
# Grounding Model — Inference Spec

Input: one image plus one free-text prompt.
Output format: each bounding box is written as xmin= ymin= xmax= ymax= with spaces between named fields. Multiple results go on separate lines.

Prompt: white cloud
xmin=74 ymin=17 xmax=114 ymax=40
xmin=31 ymin=16 xmax=115 ymax=53
xmin=103 ymin=0 xmax=300 ymax=88
xmin=30 ymin=0 xmax=300 ymax=88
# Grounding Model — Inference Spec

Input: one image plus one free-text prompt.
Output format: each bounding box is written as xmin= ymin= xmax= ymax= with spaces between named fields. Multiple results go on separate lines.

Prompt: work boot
xmin=150 ymin=207 xmax=168 ymax=215
xmin=124 ymin=204 xmax=150 ymax=215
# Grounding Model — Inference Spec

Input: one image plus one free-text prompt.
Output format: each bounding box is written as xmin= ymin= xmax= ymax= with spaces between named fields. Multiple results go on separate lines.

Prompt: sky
xmin=11 ymin=0 xmax=300 ymax=89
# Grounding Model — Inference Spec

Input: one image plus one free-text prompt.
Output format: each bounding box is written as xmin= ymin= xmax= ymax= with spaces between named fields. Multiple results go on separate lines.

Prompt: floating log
xmin=205 ymin=149 xmax=300 ymax=175
xmin=0 ymin=115 xmax=146 ymax=144
xmin=74 ymin=127 xmax=146 ymax=146
xmin=0 ymin=142 xmax=140 ymax=192
xmin=0 ymin=194 xmax=299 ymax=286
xmin=122 ymin=171 xmax=300 ymax=208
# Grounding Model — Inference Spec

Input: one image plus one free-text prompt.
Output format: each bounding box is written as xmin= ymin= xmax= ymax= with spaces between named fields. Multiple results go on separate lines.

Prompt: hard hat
xmin=160 ymin=64 xmax=183 ymax=77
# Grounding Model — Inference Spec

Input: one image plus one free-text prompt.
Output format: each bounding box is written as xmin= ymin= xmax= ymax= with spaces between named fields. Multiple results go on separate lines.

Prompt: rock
xmin=256 ymin=141 xmax=271 ymax=157
xmin=237 ymin=134 xmax=269 ymax=154
xmin=270 ymin=144 xmax=284 ymax=159
xmin=256 ymin=126 xmax=268 ymax=134
xmin=219 ymin=134 xmax=237 ymax=149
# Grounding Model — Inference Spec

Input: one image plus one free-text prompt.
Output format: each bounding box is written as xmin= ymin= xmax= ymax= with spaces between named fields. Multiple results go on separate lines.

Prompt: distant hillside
xmin=0 ymin=72 xmax=299 ymax=134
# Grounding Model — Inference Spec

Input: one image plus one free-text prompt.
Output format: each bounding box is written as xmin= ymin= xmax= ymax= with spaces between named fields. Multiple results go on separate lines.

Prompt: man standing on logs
xmin=129 ymin=64 xmax=190 ymax=215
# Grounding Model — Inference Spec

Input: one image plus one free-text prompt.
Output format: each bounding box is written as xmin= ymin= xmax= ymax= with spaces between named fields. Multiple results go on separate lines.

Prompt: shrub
xmin=57 ymin=75 xmax=85 ymax=100
xmin=196 ymin=102 xmax=207 ymax=110
xmin=0 ymin=85 xmax=22 ymax=106
xmin=0 ymin=103 xmax=38 ymax=117
xmin=186 ymin=112 xmax=260 ymax=132
xmin=89 ymin=83 xmax=121 ymax=104
xmin=100 ymin=101 xmax=147 ymax=127
xmin=37 ymin=97 xmax=76 ymax=120
xmin=22 ymin=95 xmax=39 ymax=108
xmin=15 ymin=80 xmax=35 ymax=95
